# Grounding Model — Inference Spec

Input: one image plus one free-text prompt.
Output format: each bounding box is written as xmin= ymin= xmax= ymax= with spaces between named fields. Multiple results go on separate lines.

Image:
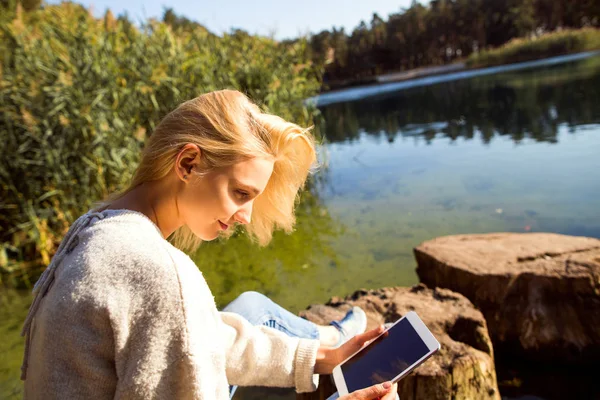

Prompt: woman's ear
xmin=175 ymin=144 xmax=202 ymax=181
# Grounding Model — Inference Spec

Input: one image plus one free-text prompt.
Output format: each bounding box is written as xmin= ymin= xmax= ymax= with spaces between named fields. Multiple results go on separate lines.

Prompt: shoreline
xmin=321 ymin=62 xmax=467 ymax=92
xmin=310 ymin=50 xmax=600 ymax=107
xmin=319 ymin=35 xmax=600 ymax=95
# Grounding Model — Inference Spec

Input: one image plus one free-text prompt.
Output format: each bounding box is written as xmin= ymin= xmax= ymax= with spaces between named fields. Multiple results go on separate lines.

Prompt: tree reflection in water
xmin=318 ymin=56 xmax=600 ymax=146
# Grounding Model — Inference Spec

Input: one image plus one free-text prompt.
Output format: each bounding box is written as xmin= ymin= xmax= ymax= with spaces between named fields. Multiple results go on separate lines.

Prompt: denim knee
xmin=222 ymin=291 xmax=319 ymax=340
xmin=222 ymin=291 xmax=274 ymax=323
xmin=231 ymin=291 xmax=271 ymax=308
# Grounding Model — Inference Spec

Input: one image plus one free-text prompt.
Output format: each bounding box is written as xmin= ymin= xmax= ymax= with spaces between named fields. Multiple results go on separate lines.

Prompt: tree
xmin=308 ymin=0 xmax=598 ymax=86
xmin=512 ymin=0 xmax=537 ymax=37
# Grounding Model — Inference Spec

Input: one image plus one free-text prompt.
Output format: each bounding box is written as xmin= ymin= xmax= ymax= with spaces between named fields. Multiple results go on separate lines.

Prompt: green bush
xmin=467 ymin=28 xmax=600 ymax=68
xmin=0 ymin=2 xmax=323 ymax=285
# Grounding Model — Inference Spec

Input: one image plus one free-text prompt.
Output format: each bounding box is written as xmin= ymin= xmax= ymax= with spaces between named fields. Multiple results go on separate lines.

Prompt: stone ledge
xmin=415 ymin=232 xmax=600 ymax=365
xmin=297 ymin=285 xmax=500 ymax=400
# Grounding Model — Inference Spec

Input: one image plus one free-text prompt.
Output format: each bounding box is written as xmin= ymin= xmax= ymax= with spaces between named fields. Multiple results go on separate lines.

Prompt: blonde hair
xmin=106 ymin=89 xmax=316 ymax=251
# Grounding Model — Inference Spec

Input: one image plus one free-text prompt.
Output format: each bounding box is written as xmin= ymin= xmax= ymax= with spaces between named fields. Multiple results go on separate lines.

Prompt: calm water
xmin=2 ymin=54 xmax=600 ymax=399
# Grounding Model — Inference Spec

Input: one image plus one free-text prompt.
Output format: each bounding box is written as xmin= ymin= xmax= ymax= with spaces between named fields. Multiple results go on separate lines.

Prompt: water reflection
xmin=318 ymin=56 xmax=600 ymax=145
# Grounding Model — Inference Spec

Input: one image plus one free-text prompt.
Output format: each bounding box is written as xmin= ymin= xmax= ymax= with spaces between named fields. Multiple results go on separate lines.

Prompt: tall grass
xmin=0 ymin=3 xmax=323 ymax=286
xmin=467 ymin=28 xmax=600 ymax=68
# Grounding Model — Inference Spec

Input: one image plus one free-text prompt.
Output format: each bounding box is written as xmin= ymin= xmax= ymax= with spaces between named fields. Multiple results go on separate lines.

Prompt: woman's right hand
xmin=339 ymin=382 xmax=398 ymax=400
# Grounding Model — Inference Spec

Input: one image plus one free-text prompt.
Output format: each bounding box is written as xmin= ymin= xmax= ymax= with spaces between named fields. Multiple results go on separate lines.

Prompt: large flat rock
xmin=297 ymin=285 xmax=500 ymax=400
xmin=414 ymin=232 xmax=600 ymax=365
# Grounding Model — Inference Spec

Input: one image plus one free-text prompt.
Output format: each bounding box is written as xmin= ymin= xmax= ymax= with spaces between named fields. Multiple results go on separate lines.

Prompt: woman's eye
xmin=235 ymin=189 xmax=249 ymax=200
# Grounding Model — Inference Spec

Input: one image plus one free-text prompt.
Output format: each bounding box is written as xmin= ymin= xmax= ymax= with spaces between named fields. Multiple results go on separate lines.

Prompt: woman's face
xmin=179 ymin=156 xmax=275 ymax=241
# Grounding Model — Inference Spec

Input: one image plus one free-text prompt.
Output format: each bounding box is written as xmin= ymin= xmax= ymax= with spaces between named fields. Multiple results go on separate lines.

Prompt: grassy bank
xmin=467 ymin=28 xmax=600 ymax=68
xmin=0 ymin=2 xmax=323 ymax=287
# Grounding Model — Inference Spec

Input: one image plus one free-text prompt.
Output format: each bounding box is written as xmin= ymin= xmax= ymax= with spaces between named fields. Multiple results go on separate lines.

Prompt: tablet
xmin=332 ymin=311 xmax=440 ymax=395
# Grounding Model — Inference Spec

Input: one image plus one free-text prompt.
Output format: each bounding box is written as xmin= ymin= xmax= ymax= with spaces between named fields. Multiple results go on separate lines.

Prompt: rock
xmin=414 ymin=233 xmax=600 ymax=365
xmin=297 ymin=285 xmax=500 ymax=400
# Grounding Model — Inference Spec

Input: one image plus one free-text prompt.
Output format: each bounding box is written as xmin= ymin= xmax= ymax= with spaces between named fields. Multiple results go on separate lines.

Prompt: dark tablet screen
xmin=341 ymin=317 xmax=430 ymax=392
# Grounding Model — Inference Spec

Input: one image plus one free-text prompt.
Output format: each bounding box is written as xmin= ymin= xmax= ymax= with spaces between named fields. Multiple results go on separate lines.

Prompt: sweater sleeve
xmin=220 ymin=311 xmax=320 ymax=392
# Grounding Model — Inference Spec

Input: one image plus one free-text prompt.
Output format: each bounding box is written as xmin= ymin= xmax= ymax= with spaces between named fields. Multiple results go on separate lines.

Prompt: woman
xmin=21 ymin=90 xmax=398 ymax=399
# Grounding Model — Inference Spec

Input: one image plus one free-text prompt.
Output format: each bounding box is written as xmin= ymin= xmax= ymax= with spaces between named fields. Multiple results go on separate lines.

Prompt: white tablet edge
xmin=405 ymin=311 xmax=440 ymax=353
xmin=332 ymin=364 xmax=349 ymax=395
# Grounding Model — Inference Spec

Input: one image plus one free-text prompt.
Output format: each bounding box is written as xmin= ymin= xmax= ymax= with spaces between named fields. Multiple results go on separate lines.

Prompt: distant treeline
xmin=304 ymin=0 xmax=600 ymax=88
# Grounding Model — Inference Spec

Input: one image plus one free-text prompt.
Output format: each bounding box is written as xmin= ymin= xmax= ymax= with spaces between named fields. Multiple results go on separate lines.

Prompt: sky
xmin=47 ymin=0 xmax=422 ymax=40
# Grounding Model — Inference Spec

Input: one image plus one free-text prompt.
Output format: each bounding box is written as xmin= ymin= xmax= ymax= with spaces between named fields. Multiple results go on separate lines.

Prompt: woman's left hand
xmin=314 ymin=324 xmax=387 ymax=375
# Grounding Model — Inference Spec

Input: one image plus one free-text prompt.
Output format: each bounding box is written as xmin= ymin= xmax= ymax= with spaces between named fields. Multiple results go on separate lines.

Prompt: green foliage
xmin=306 ymin=0 xmax=600 ymax=87
xmin=19 ymin=0 xmax=40 ymax=12
xmin=466 ymin=28 xmax=600 ymax=67
xmin=162 ymin=7 xmax=210 ymax=34
xmin=0 ymin=289 xmax=31 ymax=399
xmin=511 ymin=0 xmax=537 ymax=37
xmin=0 ymin=2 xmax=323 ymax=285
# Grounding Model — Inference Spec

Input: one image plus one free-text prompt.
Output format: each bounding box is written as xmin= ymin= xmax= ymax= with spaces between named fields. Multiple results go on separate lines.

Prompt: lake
xmin=2 ymin=53 xmax=599 ymax=399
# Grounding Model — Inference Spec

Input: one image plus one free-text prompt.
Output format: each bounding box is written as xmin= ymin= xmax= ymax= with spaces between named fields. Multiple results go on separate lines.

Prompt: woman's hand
xmin=314 ymin=325 xmax=397 ymax=399
xmin=339 ymin=381 xmax=398 ymax=400
xmin=315 ymin=325 xmax=387 ymax=375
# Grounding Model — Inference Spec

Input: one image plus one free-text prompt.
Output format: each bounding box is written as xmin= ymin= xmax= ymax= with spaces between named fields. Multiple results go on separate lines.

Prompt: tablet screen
xmin=341 ymin=317 xmax=430 ymax=392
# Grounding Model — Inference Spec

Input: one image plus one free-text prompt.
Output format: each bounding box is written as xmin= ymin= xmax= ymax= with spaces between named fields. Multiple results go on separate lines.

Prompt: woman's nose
xmin=234 ymin=212 xmax=251 ymax=225
xmin=234 ymin=203 xmax=252 ymax=225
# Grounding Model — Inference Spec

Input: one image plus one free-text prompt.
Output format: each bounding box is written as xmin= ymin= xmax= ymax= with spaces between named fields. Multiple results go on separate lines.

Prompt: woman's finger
xmin=336 ymin=325 xmax=387 ymax=363
xmin=380 ymin=383 xmax=398 ymax=400
xmin=352 ymin=325 xmax=385 ymax=347
xmin=346 ymin=381 xmax=393 ymax=400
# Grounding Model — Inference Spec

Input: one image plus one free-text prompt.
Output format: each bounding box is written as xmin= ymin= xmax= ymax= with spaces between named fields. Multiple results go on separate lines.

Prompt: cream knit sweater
xmin=21 ymin=209 xmax=319 ymax=399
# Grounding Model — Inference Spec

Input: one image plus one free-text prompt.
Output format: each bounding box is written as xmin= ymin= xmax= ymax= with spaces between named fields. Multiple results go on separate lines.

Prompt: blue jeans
xmin=223 ymin=291 xmax=320 ymax=398
xmin=223 ymin=291 xmax=320 ymax=339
